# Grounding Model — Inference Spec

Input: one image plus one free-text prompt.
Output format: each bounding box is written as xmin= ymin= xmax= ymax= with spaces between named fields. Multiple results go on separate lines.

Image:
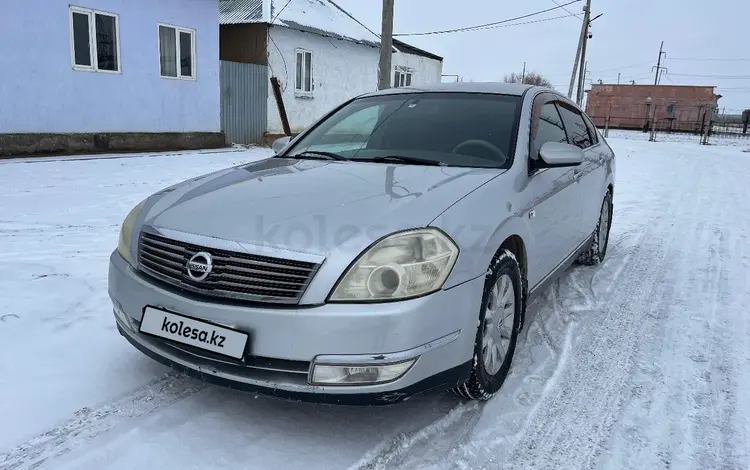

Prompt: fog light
xmin=112 ymin=302 xmax=132 ymax=330
xmin=311 ymin=359 xmax=417 ymax=386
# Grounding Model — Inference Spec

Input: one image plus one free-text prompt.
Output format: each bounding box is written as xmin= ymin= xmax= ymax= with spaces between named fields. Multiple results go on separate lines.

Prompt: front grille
xmin=137 ymin=231 xmax=320 ymax=304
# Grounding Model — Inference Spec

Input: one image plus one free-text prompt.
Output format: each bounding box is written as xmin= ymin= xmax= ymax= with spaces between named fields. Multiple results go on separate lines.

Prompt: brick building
xmin=585 ymin=84 xmax=722 ymax=132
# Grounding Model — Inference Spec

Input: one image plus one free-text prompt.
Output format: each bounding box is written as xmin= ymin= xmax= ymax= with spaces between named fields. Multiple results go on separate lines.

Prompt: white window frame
xmin=68 ymin=6 xmax=121 ymax=73
xmin=295 ymin=48 xmax=313 ymax=95
xmin=157 ymin=23 xmax=196 ymax=80
xmin=393 ymin=70 xmax=413 ymax=88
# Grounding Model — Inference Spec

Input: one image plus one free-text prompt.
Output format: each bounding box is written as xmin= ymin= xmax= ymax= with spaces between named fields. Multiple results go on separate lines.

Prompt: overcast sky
xmin=335 ymin=0 xmax=750 ymax=111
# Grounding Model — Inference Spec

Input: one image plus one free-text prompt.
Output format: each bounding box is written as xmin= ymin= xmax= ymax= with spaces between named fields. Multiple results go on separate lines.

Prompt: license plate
xmin=139 ymin=307 xmax=249 ymax=360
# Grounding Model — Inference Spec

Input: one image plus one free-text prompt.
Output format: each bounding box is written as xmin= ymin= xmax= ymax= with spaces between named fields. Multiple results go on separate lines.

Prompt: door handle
xmin=573 ymin=170 xmax=582 ymax=181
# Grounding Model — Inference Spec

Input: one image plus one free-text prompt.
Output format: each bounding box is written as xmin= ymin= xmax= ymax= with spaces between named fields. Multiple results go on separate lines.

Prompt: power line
xmin=666 ymin=57 xmax=750 ymax=62
xmin=328 ymin=0 xmax=382 ymax=40
xmin=590 ymin=74 xmax=654 ymax=84
xmin=394 ymin=13 xmax=580 ymax=37
xmin=550 ymin=0 xmax=584 ymax=20
xmin=464 ymin=14 xmax=580 ymax=33
xmin=393 ymin=0 xmax=581 ymax=36
xmin=271 ymin=0 xmax=294 ymax=23
xmin=587 ymin=60 xmax=653 ymax=74
xmin=666 ymin=72 xmax=750 ymax=79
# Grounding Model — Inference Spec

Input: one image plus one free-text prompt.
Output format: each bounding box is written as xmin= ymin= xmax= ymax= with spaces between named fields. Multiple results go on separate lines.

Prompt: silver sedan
xmin=108 ymin=82 xmax=615 ymax=405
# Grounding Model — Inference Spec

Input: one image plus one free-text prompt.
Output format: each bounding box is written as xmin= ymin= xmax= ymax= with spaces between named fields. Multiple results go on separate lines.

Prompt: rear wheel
xmin=577 ymin=191 xmax=613 ymax=266
xmin=451 ymin=249 xmax=523 ymax=400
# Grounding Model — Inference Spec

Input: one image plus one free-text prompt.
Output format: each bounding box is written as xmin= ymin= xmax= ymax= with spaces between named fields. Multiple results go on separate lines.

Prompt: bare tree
xmin=503 ymin=71 xmax=554 ymax=88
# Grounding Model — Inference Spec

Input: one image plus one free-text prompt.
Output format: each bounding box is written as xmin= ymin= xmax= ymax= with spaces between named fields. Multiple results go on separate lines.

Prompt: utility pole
xmin=653 ymin=41 xmax=666 ymax=86
xmin=567 ymin=0 xmax=591 ymax=99
xmin=578 ymin=60 xmax=588 ymax=105
xmin=617 ymin=72 xmax=620 ymax=84
xmin=576 ymin=15 xmax=590 ymax=106
xmin=522 ymin=62 xmax=526 ymax=83
xmin=377 ymin=0 xmax=395 ymax=91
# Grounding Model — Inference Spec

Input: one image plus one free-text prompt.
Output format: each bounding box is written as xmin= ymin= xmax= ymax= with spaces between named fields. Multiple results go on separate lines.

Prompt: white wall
xmin=392 ymin=51 xmax=443 ymax=88
xmin=266 ymin=26 xmax=379 ymax=134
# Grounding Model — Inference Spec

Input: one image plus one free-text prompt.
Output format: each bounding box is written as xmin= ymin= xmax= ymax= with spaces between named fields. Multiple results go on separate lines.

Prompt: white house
xmin=218 ymin=0 xmax=443 ymax=140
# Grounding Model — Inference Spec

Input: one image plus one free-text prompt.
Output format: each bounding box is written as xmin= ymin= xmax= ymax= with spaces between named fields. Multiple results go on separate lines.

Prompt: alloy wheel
xmin=482 ymin=274 xmax=516 ymax=375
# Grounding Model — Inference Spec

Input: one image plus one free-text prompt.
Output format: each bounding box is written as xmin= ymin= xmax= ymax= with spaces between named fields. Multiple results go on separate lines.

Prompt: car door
xmin=524 ymin=95 xmax=585 ymax=289
xmin=556 ymin=102 xmax=605 ymax=242
xmin=580 ymin=111 xmax=610 ymax=234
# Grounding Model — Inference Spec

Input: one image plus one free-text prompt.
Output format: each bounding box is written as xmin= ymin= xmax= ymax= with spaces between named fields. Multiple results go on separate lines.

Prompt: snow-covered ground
xmin=2 ymin=138 xmax=749 ymax=470
xmin=602 ymin=128 xmax=750 ymax=149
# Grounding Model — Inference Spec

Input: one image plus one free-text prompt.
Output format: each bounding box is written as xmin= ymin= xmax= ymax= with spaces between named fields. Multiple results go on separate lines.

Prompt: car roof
xmin=359 ymin=81 xmax=543 ymax=98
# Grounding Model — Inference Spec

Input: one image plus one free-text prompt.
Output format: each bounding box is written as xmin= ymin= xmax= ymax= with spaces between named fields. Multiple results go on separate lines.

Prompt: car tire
xmin=577 ymin=191 xmax=613 ymax=266
xmin=451 ymin=249 xmax=523 ymax=401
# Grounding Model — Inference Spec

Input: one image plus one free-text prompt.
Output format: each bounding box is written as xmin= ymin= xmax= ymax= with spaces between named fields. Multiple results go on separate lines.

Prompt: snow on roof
xmin=219 ymin=0 xmax=380 ymax=46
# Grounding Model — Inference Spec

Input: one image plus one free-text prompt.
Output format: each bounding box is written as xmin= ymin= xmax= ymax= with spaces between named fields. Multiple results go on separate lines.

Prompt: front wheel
xmin=577 ymin=191 xmax=613 ymax=266
xmin=451 ymin=249 xmax=523 ymax=400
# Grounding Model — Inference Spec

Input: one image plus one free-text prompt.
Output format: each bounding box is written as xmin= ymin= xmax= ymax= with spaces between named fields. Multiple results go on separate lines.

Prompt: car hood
xmin=142 ymin=157 xmax=501 ymax=256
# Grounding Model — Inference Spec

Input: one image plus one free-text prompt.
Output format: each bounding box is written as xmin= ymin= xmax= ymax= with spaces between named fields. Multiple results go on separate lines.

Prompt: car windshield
xmin=283 ymin=92 xmax=522 ymax=168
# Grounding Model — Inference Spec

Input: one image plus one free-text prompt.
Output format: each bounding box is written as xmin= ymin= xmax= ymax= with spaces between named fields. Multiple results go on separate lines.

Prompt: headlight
xmin=329 ymin=228 xmax=458 ymax=302
xmin=117 ymin=200 xmax=146 ymax=266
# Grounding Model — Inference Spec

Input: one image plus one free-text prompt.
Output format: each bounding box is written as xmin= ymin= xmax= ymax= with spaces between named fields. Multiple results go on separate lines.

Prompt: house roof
xmin=219 ymin=0 xmax=443 ymax=60
xmin=220 ymin=0 xmax=380 ymax=46
xmin=392 ymin=39 xmax=443 ymax=62
xmin=219 ymin=0 xmax=264 ymax=25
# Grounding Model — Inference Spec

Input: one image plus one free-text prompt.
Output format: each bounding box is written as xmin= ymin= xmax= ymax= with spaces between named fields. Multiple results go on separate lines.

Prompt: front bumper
xmin=108 ymin=251 xmax=483 ymax=404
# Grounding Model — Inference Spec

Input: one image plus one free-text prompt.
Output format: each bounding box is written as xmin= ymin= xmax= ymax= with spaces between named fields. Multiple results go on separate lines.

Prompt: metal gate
xmin=220 ymin=61 xmax=268 ymax=145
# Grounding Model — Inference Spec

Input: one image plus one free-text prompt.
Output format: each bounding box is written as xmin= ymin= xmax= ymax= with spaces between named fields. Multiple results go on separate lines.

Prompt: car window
xmin=581 ymin=112 xmax=599 ymax=145
xmin=308 ymin=105 xmax=384 ymax=153
xmin=327 ymin=105 xmax=381 ymax=136
xmin=284 ymin=93 xmax=522 ymax=169
xmin=532 ymin=102 xmax=568 ymax=157
xmin=557 ymin=104 xmax=593 ymax=149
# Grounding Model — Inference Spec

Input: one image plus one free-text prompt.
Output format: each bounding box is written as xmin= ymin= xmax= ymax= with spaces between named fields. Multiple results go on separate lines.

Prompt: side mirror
xmin=272 ymin=136 xmax=291 ymax=154
xmin=536 ymin=141 xmax=584 ymax=168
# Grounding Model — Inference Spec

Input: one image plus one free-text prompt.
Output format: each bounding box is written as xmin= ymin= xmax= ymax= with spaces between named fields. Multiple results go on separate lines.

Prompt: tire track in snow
xmin=436 ymin=161 xmax=699 ymax=469
xmin=0 ymin=372 xmax=206 ymax=470
xmin=346 ymin=402 xmax=484 ymax=470
xmin=348 ymin=263 xmax=583 ymax=470
xmin=508 ymin=233 xmax=673 ymax=469
xmin=351 ymin=241 xmax=633 ymax=470
xmin=596 ymin=149 xmax=750 ymax=470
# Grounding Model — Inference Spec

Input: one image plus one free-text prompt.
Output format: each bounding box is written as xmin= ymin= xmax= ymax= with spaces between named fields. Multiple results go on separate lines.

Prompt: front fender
xmin=431 ymin=205 xmax=531 ymax=290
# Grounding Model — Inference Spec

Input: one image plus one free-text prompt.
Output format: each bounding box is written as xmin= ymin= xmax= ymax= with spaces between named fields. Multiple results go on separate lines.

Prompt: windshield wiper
xmin=285 ymin=151 xmax=349 ymax=161
xmin=358 ymin=155 xmax=445 ymax=166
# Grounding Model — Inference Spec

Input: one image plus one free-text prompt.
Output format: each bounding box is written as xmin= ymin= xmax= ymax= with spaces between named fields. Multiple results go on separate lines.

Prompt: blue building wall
xmin=0 ymin=0 xmax=220 ymax=133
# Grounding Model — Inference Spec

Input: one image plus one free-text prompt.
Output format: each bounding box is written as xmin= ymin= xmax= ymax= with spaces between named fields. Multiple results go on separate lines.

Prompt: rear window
xmin=285 ymin=92 xmax=522 ymax=168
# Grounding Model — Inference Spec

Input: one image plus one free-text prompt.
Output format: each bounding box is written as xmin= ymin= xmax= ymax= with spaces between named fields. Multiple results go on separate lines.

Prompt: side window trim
xmin=551 ymin=102 xmax=570 ymax=144
xmin=581 ymin=112 xmax=600 ymax=146
xmin=528 ymin=96 xmax=570 ymax=176
xmin=528 ymin=92 xmax=558 ymax=159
